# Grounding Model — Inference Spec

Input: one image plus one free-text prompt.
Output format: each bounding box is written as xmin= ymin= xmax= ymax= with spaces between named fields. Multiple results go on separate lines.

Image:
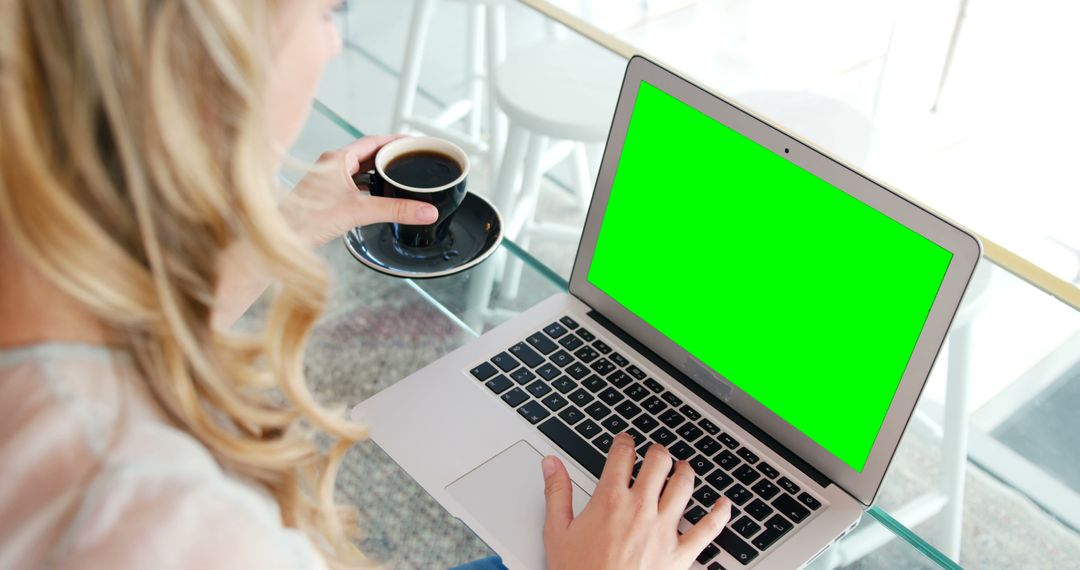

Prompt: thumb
xmin=542 ymin=456 xmax=574 ymax=539
xmin=354 ymin=195 xmax=438 ymax=227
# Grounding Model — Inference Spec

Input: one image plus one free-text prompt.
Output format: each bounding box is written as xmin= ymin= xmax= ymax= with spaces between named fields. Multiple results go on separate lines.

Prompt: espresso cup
xmin=353 ymin=137 xmax=470 ymax=248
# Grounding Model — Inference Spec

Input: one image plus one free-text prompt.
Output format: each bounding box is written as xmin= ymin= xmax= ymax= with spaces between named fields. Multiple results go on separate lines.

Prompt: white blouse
xmin=0 ymin=344 xmax=327 ymax=570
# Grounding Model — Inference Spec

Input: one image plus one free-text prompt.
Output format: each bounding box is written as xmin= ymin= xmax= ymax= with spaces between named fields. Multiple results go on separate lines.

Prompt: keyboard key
xmin=558 ymin=334 xmax=584 ymax=351
xmin=491 ymin=352 xmax=519 ymax=373
xmin=680 ymin=405 xmax=701 ymax=421
xmin=470 ymin=362 xmax=497 ymax=381
xmin=797 ymin=492 xmax=822 ymax=511
xmin=510 ymin=367 xmax=536 ymax=385
xmin=718 ymin=432 xmax=739 ymax=449
xmin=542 ymin=393 xmax=569 ymax=412
xmin=609 ymin=352 xmax=629 ymax=367
xmin=632 ymin=414 xmax=659 ymax=433
xmin=736 ymin=448 xmax=759 ymax=464
xmin=550 ymin=350 xmax=573 ymax=368
xmin=716 ymin=528 xmax=758 ymax=565
xmin=537 ymin=363 xmax=560 ymax=381
xmin=573 ymin=345 xmax=599 ymax=363
xmin=581 ymin=375 xmax=607 ymax=393
xmin=585 ymin=402 xmax=611 ymax=420
xmin=752 ymin=480 xmax=780 ymax=501
xmin=538 ymin=418 xmax=605 ymax=478
xmin=598 ymin=387 xmax=624 ymax=406
xmin=705 ymin=469 xmax=734 ymax=491
xmin=592 ymin=340 xmax=612 ymax=354
xmin=725 ymin=484 xmax=753 ymax=505
xmin=708 ymin=564 xmax=723 ymax=570
xmin=625 ymin=383 xmax=649 ymax=401
xmin=777 ymin=477 xmax=800 ymax=496
xmin=651 ymin=427 xmax=677 ymax=446
xmin=614 ymin=401 xmax=641 ymax=420
xmin=684 ymin=505 xmax=707 ymax=524
xmin=688 ymin=455 xmax=714 ymax=476
xmin=732 ymin=516 xmax=761 ymax=539
xmin=626 ymin=428 xmax=647 ymax=447
xmin=773 ymin=493 xmax=811 ymax=524
xmin=695 ymin=436 xmax=722 ymax=456
xmin=641 ymin=396 xmax=667 ymax=415
xmin=607 ymin=370 xmax=632 ymax=388
xmin=716 ymin=449 xmax=741 ymax=471
xmin=543 ymin=322 xmax=568 ymax=339
xmin=590 ymin=358 xmax=616 ymax=376
xmin=632 ymin=460 xmax=642 ymax=478
xmin=757 ymin=462 xmax=780 ymax=479
xmin=558 ymin=406 xmax=585 ymax=425
xmin=659 ymin=409 xmax=686 ymax=429
xmin=626 ymin=365 xmax=647 ymax=380
xmin=670 ymin=441 xmax=695 ymax=460
xmin=696 ymin=544 xmax=720 ymax=565
xmin=575 ymin=419 xmax=602 ymax=439
xmin=733 ymin=464 xmax=761 ymax=486
xmin=592 ymin=432 xmax=614 ymax=453
xmin=643 ymin=378 xmax=664 ymax=393
xmin=509 ymin=342 xmax=544 ymax=368
xmin=661 ymin=392 xmax=683 ymax=407
xmin=693 ymin=484 xmax=721 ymax=507
xmin=559 ymin=316 xmax=579 ymax=329
xmin=752 ymin=515 xmax=793 ymax=551
xmin=501 ymin=387 xmax=528 ymax=407
xmin=699 ymin=419 xmax=721 ymax=435
xmin=677 ymin=423 xmax=703 ymax=442
xmin=551 ymin=376 xmax=577 ymax=394
xmin=518 ymin=401 xmax=550 ymax=424
xmin=600 ymin=416 xmax=628 ymax=434
xmin=565 ymin=362 xmax=590 ymax=380
xmin=526 ymin=380 xmax=552 ymax=398
xmin=527 ymin=332 xmax=557 ymax=354
xmin=568 ymin=388 xmax=593 ymax=407
xmin=485 ymin=375 xmax=513 ymax=394
xmin=576 ymin=328 xmax=596 ymax=342
xmin=745 ymin=498 xmax=774 ymax=522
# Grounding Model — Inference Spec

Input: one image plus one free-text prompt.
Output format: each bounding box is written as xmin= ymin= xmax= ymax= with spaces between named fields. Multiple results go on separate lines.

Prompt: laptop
xmin=350 ymin=56 xmax=981 ymax=569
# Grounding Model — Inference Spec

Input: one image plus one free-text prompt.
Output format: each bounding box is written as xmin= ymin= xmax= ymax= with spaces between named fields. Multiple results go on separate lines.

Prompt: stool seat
xmin=495 ymin=39 xmax=624 ymax=142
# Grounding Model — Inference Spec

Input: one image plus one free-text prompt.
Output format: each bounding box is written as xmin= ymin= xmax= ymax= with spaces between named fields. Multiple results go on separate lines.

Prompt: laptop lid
xmin=568 ymin=56 xmax=981 ymax=506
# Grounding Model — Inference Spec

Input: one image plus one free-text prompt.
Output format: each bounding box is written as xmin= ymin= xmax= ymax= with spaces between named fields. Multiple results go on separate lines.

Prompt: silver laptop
xmin=350 ymin=56 xmax=981 ymax=569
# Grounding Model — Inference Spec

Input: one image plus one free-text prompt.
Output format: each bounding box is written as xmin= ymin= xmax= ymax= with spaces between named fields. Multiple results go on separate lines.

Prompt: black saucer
xmin=344 ymin=192 xmax=503 ymax=279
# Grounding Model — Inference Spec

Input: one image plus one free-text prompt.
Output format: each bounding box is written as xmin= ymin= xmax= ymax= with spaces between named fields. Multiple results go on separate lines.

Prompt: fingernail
xmin=418 ymin=205 xmax=438 ymax=223
xmin=542 ymin=456 xmax=556 ymax=478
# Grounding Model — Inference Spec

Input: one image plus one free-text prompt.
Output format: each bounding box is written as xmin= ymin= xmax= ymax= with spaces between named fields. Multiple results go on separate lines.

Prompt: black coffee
xmin=385 ymin=151 xmax=463 ymax=189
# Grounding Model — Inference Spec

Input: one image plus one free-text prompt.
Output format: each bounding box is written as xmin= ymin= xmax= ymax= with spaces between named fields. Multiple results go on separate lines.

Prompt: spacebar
xmin=538 ymin=418 xmax=606 ymax=479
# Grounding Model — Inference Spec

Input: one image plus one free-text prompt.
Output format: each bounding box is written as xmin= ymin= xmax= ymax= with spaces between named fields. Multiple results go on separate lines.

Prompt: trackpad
xmin=446 ymin=441 xmax=591 ymax=570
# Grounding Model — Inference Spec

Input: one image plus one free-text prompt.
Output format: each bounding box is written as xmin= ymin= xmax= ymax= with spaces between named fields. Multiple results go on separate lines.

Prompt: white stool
xmin=491 ymin=38 xmax=625 ymax=298
xmin=393 ymin=0 xmax=508 ymax=167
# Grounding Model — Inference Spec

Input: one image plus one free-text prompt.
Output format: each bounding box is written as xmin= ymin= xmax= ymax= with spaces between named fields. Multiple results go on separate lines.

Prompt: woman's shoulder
xmin=0 ymin=344 xmax=327 ymax=570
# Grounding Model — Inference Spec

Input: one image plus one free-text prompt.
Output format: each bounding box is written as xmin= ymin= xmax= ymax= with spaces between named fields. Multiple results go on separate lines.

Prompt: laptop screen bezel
xmin=568 ymin=56 xmax=981 ymax=506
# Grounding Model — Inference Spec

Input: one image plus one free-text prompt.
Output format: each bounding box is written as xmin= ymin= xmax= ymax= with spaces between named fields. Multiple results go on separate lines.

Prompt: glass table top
xmin=278 ymin=2 xmax=1080 ymax=568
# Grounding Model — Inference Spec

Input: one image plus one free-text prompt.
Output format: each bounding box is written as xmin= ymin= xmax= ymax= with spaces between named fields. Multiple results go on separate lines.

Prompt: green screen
xmin=588 ymin=81 xmax=952 ymax=472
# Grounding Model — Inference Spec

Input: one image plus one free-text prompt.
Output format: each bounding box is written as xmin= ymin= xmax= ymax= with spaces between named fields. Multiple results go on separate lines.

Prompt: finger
xmin=632 ymin=443 xmax=673 ymax=501
xmin=352 ymin=195 xmax=438 ymax=226
xmin=593 ymin=433 xmax=636 ymax=496
xmin=657 ymin=460 xmax=696 ymax=518
xmin=542 ymin=456 xmax=575 ymax=538
xmin=679 ymin=496 xmax=732 ymax=555
xmin=342 ymin=134 xmax=408 ymax=175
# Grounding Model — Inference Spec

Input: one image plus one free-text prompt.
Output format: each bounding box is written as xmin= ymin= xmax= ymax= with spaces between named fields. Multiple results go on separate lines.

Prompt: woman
xmin=0 ymin=1 xmax=731 ymax=568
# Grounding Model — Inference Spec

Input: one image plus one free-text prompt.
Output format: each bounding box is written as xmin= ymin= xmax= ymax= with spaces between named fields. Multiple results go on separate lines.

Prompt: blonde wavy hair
xmin=0 ymin=0 xmax=369 ymax=566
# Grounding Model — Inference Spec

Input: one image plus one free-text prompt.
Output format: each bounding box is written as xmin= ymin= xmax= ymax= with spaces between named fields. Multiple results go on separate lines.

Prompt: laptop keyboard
xmin=468 ymin=316 xmax=824 ymax=567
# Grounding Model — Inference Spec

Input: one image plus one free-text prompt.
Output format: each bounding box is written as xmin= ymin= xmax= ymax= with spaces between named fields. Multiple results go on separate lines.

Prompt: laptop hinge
xmin=586 ymin=309 xmax=834 ymax=489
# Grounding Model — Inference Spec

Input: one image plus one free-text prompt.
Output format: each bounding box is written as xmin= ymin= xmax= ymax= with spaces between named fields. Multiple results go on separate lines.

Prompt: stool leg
xmin=938 ymin=323 xmax=973 ymax=560
xmin=486 ymin=2 xmax=508 ymax=173
xmin=502 ymin=133 xmax=547 ymax=300
xmin=392 ymin=0 xmax=438 ymax=133
xmin=491 ymin=124 xmax=529 ymax=280
xmin=571 ymin=142 xmax=593 ymax=213
xmin=466 ymin=2 xmax=485 ymax=141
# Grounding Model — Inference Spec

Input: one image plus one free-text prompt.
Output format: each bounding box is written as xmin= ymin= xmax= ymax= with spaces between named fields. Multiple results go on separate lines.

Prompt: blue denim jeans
xmin=449 ymin=555 xmax=508 ymax=570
